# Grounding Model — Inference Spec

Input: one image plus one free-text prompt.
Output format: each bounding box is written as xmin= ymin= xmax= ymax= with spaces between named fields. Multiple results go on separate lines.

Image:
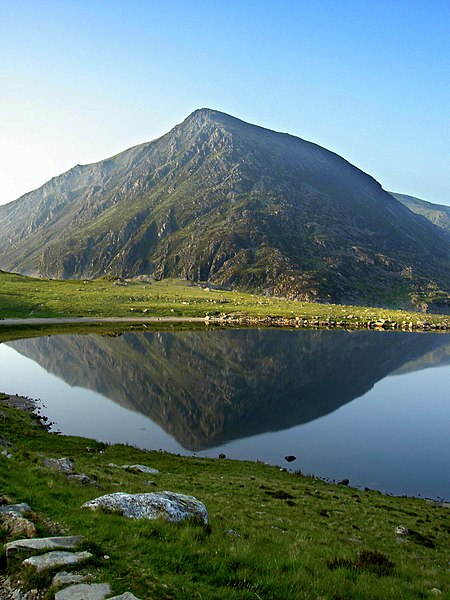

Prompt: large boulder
xmin=82 ymin=491 xmax=208 ymax=525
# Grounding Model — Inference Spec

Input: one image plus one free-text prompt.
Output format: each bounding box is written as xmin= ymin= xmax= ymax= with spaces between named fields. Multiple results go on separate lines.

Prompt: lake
xmin=0 ymin=328 xmax=449 ymax=500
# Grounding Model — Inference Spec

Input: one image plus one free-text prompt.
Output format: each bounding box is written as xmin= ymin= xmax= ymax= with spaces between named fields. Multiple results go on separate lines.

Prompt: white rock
xmin=82 ymin=491 xmax=208 ymax=524
xmin=22 ymin=550 xmax=92 ymax=572
xmin=54 ymin=583 xmax=111 ymax=599
xmin=108 ymin=594 xmax=142 ymax=600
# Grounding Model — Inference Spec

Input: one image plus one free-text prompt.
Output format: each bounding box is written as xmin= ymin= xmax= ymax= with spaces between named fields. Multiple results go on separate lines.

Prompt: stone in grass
xmin=43 ymin=457 xmax=75 ymax=473
xmin=22 ymin=550 xmax=92 ymax=573
xmin=6 ymin=535 xmax=85 ymax=557
xmin=0 ymin=512 xmax=37 ymax=538
xmin=108 ymin=594 xmax=142 ymax=600
xmin=52 ymin=571 xmax=89 ymax=587
xmin=0 ymin=503 xmax=31 ymax=514
xmin=123 ymin=464 xmax=160 ymax=475
xmin=54 ymin=583 xmax=111 ymax=600
xmin=82 ymin=491 xmax=208 ymax=525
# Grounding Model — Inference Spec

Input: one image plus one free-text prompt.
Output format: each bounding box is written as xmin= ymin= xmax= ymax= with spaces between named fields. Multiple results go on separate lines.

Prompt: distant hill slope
xmin=390 ymin=192 xmax=450 ymax=234
xmin=0 ymin=108 xmax=449 ymax=310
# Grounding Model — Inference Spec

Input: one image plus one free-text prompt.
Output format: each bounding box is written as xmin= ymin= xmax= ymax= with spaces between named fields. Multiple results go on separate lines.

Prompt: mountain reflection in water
xmin=7 ymin=329 xmax=450 ymax=451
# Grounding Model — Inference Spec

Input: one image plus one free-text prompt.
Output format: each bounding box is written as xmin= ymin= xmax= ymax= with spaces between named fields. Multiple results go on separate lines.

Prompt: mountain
xmin=390 ymin=192 xmax=450 ymax=234
xmin=0 ymin=109 xmax=449 ymax=310
xmin=7 ymin=330 xmax=450 ymax=450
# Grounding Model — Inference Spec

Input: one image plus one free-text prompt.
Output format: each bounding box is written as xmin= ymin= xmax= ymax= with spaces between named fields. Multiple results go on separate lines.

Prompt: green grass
xmin=1 ymin=271 xmax=449 ymax=330
xmin=1 ymin=401 xmax=449 ymax=599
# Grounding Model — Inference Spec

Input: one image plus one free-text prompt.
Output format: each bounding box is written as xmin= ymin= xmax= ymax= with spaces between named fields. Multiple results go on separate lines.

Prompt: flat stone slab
xmin=108 ymin=463 xmax=159 ymax=474
xmin=6 ymin=535 xmax=84 ymax=557
xmin=82 ymin=491 xmax=208 ymax=524
xmin=0 ymin=503 xmax=31 ymax=514
xmin=22 ymin=550 xmax=92 ymax=572
xmin=52 ymin=571 xmax=89 ymax=587
xmin=55 ymin=583 xmax=111 ymax=599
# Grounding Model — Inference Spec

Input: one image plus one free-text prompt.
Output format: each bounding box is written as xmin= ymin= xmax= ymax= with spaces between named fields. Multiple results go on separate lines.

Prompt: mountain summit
xmin=0 ymin=108 xmax=449 ymax=309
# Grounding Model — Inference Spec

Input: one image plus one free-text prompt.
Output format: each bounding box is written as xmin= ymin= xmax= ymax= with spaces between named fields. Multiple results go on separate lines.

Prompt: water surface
xmin=0 ymin=329 xmax=448 ymax=500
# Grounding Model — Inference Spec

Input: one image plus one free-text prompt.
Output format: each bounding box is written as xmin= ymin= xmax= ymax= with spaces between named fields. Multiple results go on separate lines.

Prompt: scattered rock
xmin=82 ymin=491 xmax=208 ymax=525
xmin=0 ymin=503 xmax=31 ymax=514
xmin=218 ymin=453 xmax=226 ymax=459
xmin=430 ymin=589 xmax=442 ymax=596
xmin=394 ymin=526 xmax=435 ymax=548
xmin=0 ymin=435 xmax=12 ymax=447
xmin=43 ymin=457 xmax=75 ymax=474
xmin=224 ymin=529 xmax=241 ymax=537
xmin=1 ymin=449 xmax=13 ymax=459
xmin=23 ymin=550 xmax=92 ymax=572
xmin=6 ymin=535 xmax=84 ymax=557
xmin=338 ymin=479 xmax=350 ymax=486
xmin=54 ymin=583 xmax=111 ymax=599
xmin=52 ymin=572 xmax=89 ymax=587
xmin=123 ymin=464 xmax=159 ymax=475
xmin=143 ymin=480 xmax=158 ymax=486
xmin=0 ymin=512 xmax=37 ymax=538
xmin=284 ymin=455 xmax=296 ymax=463
xmin=264 ymin=490 xmax=294 ymax=500
xmin=67 ymin=473 xmax=99 ymax=486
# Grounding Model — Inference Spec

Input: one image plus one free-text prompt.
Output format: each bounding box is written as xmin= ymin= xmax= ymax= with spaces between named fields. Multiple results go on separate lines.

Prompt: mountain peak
xmin=0 ymin=110 xmax=449 ymax=311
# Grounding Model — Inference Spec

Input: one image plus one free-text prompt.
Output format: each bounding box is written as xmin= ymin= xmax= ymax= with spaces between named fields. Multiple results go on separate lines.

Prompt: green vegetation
xmin=1 ymin=271 xmax=449 ymax=331
xmin=1 ymin=399 xmax=449 ymax=599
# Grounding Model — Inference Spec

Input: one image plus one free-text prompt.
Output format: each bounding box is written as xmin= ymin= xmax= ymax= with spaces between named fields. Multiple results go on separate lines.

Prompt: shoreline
xmin=1 ymin=314 xmax=449 ymax=332
xmin=2 ymin=393 xmax=448 ymax=505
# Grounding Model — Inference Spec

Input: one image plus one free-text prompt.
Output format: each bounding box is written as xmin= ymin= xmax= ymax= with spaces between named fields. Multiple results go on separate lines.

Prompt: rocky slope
xmin=390 ymin=192 xmax=450 ymax=234
xmin=0 ymin=109 xmax=449 ymax=309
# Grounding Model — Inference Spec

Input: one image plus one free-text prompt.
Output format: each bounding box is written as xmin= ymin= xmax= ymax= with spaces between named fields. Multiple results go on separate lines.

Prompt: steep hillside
xmin=390 ymin=192 xmax=450 ymax=234
xmin=1 ymin=109 xmax=449 ymax=309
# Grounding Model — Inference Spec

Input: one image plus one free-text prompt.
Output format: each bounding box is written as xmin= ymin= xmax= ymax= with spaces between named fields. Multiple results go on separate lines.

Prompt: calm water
xmin=0 ymin=329 xmax=449 ymax=500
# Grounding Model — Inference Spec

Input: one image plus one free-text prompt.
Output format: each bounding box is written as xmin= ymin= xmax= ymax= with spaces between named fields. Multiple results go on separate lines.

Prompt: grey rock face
xmin=82 ymin=491 xmax=208 ymax=524
xmin=22 ymin=550 xmax=92 ymax=572
xmin=43 ymin=457 xmax=75 ymax=473
xmin=54 ymin=583 xmax=111 ymax=600
xmin=52 ymin=571 xmax=89 ymax=587
xmin=0 ymin=503 xmax=31 ymax=514
xmin=6 ymin=535 xmax=85 ymax=557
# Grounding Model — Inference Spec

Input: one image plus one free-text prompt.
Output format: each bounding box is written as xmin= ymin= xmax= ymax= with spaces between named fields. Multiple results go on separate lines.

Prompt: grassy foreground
xmin=1 ymin=398 xmax=449 ymax=599
xmin=1 ymin=271 xmax=449 ymax=330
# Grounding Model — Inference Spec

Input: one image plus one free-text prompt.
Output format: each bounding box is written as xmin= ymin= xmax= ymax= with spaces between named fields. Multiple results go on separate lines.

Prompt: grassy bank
xmin=1 ymin=397 xmax=449 ymax=599
xmin=1 ymin=271 xmax=449 ymax=331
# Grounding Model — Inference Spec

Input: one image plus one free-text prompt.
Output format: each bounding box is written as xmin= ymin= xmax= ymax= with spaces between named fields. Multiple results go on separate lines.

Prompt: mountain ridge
xmin=0 ymin=108 xmax=449 ymax=310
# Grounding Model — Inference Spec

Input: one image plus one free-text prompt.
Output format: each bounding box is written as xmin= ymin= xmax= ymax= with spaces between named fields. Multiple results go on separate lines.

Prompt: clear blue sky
xmin=1 ymin=0 xmax=449 ymax=206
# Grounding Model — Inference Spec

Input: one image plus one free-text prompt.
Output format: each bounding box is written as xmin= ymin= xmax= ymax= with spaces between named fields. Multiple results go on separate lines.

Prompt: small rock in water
xmin=284 ymin=455 xmax=296 ymax=463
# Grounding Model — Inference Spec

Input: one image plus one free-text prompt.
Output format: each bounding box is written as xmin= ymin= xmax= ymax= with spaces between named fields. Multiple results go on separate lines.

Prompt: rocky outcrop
xmin=82 ymin=491 xmax=208 ymax=525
